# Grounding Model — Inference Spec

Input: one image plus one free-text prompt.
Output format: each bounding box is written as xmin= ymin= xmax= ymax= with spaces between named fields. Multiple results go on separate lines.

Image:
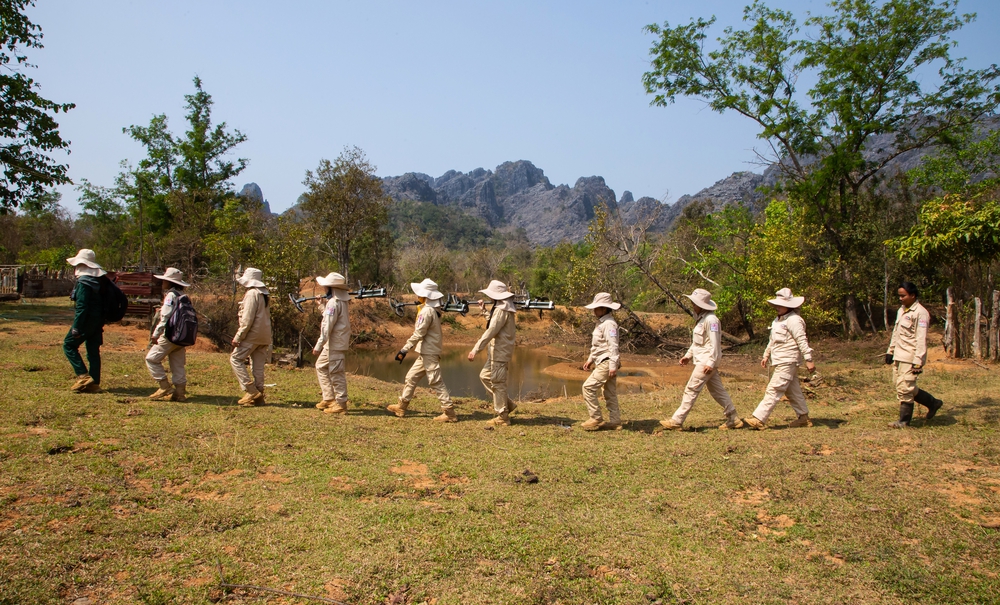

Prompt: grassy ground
xmin=1 ymin=300 xmax=999 ymax=605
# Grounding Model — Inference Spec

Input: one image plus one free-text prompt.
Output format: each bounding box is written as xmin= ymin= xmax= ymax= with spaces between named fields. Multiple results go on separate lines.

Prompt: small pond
xmin=347 ymin=345 xmax=585 ymax=401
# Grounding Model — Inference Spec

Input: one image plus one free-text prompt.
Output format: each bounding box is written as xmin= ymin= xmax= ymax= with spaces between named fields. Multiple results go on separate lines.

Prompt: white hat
xmin=410 ymin=278 xmax=445 ymax=300
xmin=154 ymin=267 xmax=190 ymax=288
xmin=479 ymin=279 xmax=515 ymax=300
xmin=584 ymin=292 xmax=621 ymax=310
xmin=684 ymin=288 xmax=718 ymax=311
xmin=66 ymin=249 xmax=105 ymax=274
xmin=317 ymin=272 xmax=351 ymax=290
xmin=767 ymin=287 xmax=804 ymax=309
xmin=237 ymin=267 xmax=265 ymax=288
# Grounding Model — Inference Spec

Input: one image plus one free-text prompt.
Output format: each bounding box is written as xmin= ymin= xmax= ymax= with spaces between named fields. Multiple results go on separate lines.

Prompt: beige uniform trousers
xmin=146 ymin=335 xmax=186 ymax=385
xmin=671 ymin=366 xmax=736 ymax=424
xmin=316 ymin=349 xmax=348 ymax=404
xmin=582 ymin=360 xmax=619 ymax=423
xmin=479 ymin=349 xmax=512 ymax=415
xmin=893 ymin=361 xmax=918 ymax=404
xmin=751 ymin=363 xmax=808 ymax=422
xmin=231 ymin=342 xmax=268 ymax=395
xmin=401 ymin=354 xmax=452 ymax=409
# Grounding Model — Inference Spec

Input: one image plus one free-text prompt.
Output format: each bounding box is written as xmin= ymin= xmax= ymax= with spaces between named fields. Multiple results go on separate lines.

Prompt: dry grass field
xmin=1 ymin=300 xmax=999 ymax=604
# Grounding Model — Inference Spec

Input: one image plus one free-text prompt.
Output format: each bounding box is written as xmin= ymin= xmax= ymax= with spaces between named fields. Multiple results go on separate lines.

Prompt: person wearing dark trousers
xmin=64 ymin=249 xmax=106 ymax=393
xmin=886 ymin=281 xmax=943 ymax=428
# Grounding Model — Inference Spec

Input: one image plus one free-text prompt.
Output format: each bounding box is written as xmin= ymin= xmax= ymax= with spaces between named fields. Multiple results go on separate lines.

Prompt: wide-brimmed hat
xmin=237 ymin=267 xmax=265 ymax=288
xmin=154 ymin=267 xmax=190 ymax=288
xmin=66 ymin=249 xmax=105 ymax=272
xmin=479 ymin=279 xmax=515 ymax=300
xmin=411 ymin=278 xmax=445 ymax=300
xmin=585 ymin=292 xmax=621 ymax=310
xmin=767 ymin=287 xmax=804 ymax=309
xmin=317 ymin=272 xmax=351 ymax=290
xmin=685 ymin=288 xmax=717 ymax=311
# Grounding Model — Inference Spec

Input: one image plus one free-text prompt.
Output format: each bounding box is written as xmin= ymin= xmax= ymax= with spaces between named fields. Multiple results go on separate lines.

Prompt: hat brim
xmin=67 ymin=256 xmax=102 ymax=269
xmin=238 ymin=276 xmax=266 ymax=288
xmin=684 ymin=294 xmax=718 ymax=311
xmin=316 ymin=276 xmax=351 ymax=289
xmin=411 ymin=282 xmax=445 ymax=300
xmin=155 ymin=274 xmax=190 ymax=287
xmin=767 ymin=297 xmax=804 ymax=308
xmin=478 ymin=287 xmax=515 ymax=300
xmin=585 ymin=301 xmax=621 ymax=310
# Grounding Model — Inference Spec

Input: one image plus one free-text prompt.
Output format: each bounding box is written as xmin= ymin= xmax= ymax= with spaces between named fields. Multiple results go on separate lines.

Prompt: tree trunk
xmin=844 ymin=294 xmax=864 ymax=338
xmin=944 ymin=287 xmax=959 ymax=358
xmin=883 ymin=259 xmax=890 ymax=331
xmin=973 ymin=297 xmax=983 ymax=360
xmin=990 ymin=290 xmax=999 ymax=362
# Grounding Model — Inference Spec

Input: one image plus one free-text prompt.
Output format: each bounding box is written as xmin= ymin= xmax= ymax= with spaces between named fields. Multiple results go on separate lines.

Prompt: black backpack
xmin=100 ymin=276 xmax=130 ymax=324
xmin=166 ymin=294 xmax=198 ymax=347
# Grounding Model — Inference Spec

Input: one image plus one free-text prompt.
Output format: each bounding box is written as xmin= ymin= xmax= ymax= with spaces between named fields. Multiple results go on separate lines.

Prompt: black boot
xmin=915 ymin=389 xmax=943 ymax=421
xmin=888 ymin=403 xmax=913 ymax=429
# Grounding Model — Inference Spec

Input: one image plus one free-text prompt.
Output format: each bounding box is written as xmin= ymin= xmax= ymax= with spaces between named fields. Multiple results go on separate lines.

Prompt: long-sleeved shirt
xmin=70 ymin=276 xmax=104 ymax=335
xmin=887 ymin=302 xmax=930 ymax=366
xmin=763 ymin=311 xmax=813 ymax=366
xmin=234 ymin=287 xmax=272 ymax=345
xmin=585 ymin=313 xmax=620 ymax=372
xmin=471 ymin=307 xmax=516 ymax=363
xmin=315 ymin=296 xmax=350 ymax=352
xmin=151 ymin=289 xmax=182 ymax=341
xmin=403 ymin=305 xmax=442 ymax=356
xmin=683 ymin=311 xmax=723 ymax=369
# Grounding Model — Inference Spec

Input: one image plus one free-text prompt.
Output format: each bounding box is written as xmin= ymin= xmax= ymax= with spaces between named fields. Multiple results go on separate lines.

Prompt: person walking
xmin=580 ymin=292 xmax=622 ymax=430
xmin=312 ymin=272 xmax=352 ymax=415
xmin=661 ymin=288 xmax=742 ymax=431
xmin=886 ymin=281 xmax=943 ymax=428
xmin=230 ymin=267 xmax=272 ymax=406
xmin=388 ymin=278 xmax=456 ymax=422
xmin=146 ymin=268 xmax=191 ymax=402
xmin=64 ymin=249 xmax=106 ymax=393
xmin=468 ymin=280 xmax=517 ymax=426
xmin=745 ymin=288 xmax=816 ymax=430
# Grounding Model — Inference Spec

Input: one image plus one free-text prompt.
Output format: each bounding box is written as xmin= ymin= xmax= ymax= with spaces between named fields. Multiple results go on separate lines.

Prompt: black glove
xmin=885 ymin=354 xmax=894 ymax=365
xmin=394 ymin=349 xmax=407 ymax=364
xmin=912 ymin=366 xmax=923 ymax=375
xmin=71 ymin=328 xmax=81 ymax=338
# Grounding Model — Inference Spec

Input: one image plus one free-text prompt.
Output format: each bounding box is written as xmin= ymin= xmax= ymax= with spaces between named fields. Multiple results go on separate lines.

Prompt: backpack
xmin=100 ymin=276 xmax=130 ymax=324
xmin=166 ymin=293 xmax=198 ymax=347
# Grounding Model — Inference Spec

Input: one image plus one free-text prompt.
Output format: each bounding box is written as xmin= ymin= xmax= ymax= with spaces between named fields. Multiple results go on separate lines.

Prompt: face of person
xmin=898 ymin=288 xmax=917 ymax=308
xmin=593 ymin=307 xmax=608 ymax=318
xmin=773 ymin=305 xmax=790 ymax=316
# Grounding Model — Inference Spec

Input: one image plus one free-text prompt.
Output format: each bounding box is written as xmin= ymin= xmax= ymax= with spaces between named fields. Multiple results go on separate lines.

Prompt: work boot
xmin=744 ymin=416 xmax=767 ymax=430
xmin=315 ymin=400 xmax=334 ymax=410
xmin=80 ymin=382 xmax=102 ymax=394
xmin=487 ymin=412 xmax=510 ymax=426
xmin=149 ymin=379 xmax=174 ymax=400
xmin=71 ymin=374 xmax=93 ymax=392
xmin=915 ymin=389 xmax=944 ymax=420
xmin=719 ymin=416 xmax=745 ymax=430
xmin=580 ymin=418 xmax=603 ymax=431
xmin=788 ymin=414 xmax=813 ymax=428
xmin=507 ymin=400 xmax=518 ymax=415
xmin=258 ymin=388 xmax=266 ymax=405
xmin=386 ymin=400 xmax=409 ymax=417
xmin=659 ymin=418 xmax=682 ymax=431
xmin=434 ymin=408 xmax=458 ymax=423
xmin=888 ymin=403 xmax=913 ymax=429
xmin=170 ymin=384 xmax=187 ymax=402
xmin=602 ymin=421 xmax=623 ymax=431
xmin=237 ymin=391 xmax=257 ymax=406
xmin=324 ymin=401 xmax=348 ymax=415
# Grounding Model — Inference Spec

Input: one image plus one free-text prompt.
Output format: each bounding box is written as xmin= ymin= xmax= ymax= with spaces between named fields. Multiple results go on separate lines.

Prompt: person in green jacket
xmin=64 ymin=249 xmax=106 ymax=393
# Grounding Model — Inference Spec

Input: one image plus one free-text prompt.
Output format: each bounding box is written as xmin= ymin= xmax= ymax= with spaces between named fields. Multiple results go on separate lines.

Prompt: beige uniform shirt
xmin=235 ymin=287 xmax=273 ymax=345
xmin=315 ymin=297 xmax=350 ymax=353
xmin=586 ymin=313 xmax=620 ymax=372
xmin=403 ymin=305 xmax=443 ymax=356
xmin=472 ymin=307 xmax=516 ymax=363
xmin=151 ymin=289 xmax=181 ymax=341
xmin=887 ymin=302 xmax=930 ymax=366
xmin=683 ymin=312 xmax=723 ymax=369
xmin=763 ymin=311 xmax=813 ymax=366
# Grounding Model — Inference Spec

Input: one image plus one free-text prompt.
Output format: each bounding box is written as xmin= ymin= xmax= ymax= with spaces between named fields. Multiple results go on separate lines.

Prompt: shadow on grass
xmin=0 ymin=302 xmax=74 ymax=325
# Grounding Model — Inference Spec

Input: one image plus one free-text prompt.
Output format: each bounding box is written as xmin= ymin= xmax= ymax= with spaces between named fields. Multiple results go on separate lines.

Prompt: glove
xmin=71 ymin=328 xmax=81 ymax=338
xmin=395 ymin=349 xmax=408 ymax=364
xmin=885 ymin=354 xmax=894 ymax=365
xmin=912 ymin=365 xmax=923 ymax=375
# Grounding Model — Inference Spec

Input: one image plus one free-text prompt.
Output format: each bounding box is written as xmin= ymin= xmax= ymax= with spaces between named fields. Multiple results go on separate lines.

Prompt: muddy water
xmin=348 ymin=346 xmax=585 ymax=401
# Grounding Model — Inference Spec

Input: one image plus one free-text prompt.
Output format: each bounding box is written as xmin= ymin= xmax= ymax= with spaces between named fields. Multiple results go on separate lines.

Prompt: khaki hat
xmin=411 ymin=278 xmax=445 ymax=300
xmin=684 ymin=288 xmax=717 ymax=311
xmin=237 ymin=267 xmax=265 ymax=288
xmin=66 ymin=249 xmax=106 ymax=274
xmin=479 ymin=279 xmax=515 ymax=300
xmin=767 ymin=287 xmax=804 ymax=309
xmin=584 ymin=292 xmax=621 ymax=310
xmin=317 ymin=272 xmax=351 ymax=290
xmin=154 ymin=267 xmax=190 ymax=287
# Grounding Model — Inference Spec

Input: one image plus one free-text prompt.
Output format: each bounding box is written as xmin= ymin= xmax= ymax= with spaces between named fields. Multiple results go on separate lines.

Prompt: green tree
xmin=0 ymin=0 xmax=74 ymax=210
xmin=643 ymin=0 xmax=1000 ymax=335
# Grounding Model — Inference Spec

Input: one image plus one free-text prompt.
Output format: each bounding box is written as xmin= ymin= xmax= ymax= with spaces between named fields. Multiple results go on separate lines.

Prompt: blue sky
xmin=26 ymin=0 xmax=1000 ymax=214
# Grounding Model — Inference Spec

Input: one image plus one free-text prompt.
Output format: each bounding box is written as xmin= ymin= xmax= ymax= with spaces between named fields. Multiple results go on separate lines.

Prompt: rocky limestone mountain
xmin=238 ymin=182 xmax=272 ymax=215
